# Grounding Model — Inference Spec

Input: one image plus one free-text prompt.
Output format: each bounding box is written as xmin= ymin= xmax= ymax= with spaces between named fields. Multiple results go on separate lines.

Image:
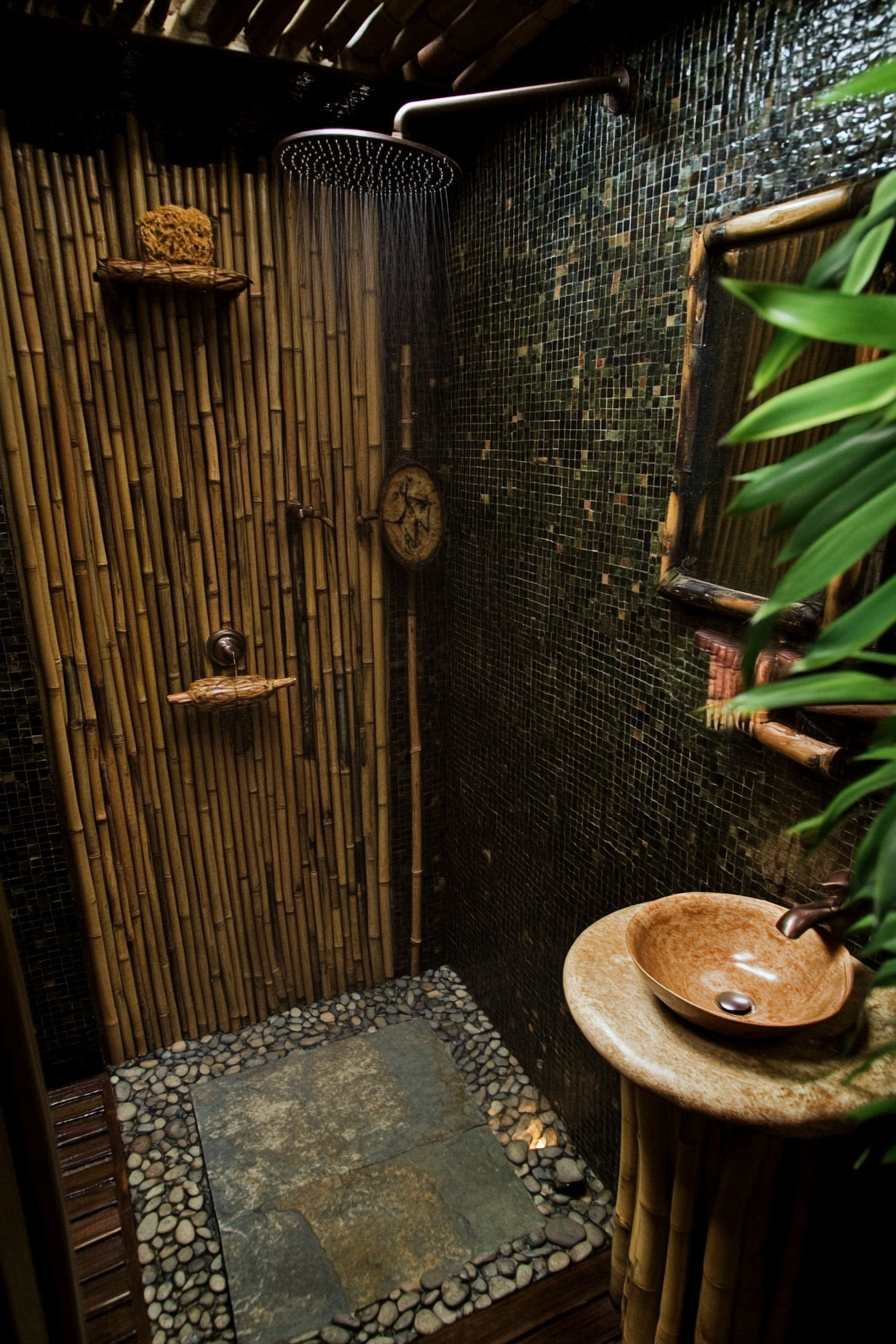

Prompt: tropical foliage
xmin=720 ymin=56 xmax=896 ymax=1157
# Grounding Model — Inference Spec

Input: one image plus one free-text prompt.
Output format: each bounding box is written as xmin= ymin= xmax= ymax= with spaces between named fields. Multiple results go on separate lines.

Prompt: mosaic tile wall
xmin=442 ymin=0 xmax=896 ymax=1180
xmin=0 ymin=482 xmax=103 ymax=1085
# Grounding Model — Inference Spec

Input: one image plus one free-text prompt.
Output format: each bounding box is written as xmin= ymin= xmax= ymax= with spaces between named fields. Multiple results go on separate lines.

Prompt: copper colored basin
xmin=625 ymin=892 xmax=854 ymax=1037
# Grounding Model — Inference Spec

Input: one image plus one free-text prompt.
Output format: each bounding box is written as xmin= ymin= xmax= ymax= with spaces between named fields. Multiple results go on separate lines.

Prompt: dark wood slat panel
xmin=48 ymin=1077 xmax=105 ymax=1108
xmin=82 ymin=1265 xmax=132 ymax=1316
xmin=438 ymin=1252 xmax=615 ymax=1344
xmin=51 ymin=1094 xmax=106 ymax=1125
xmin=85 ymin=1298 xmax=140 ymax=1344
xmin=69 ymin=1203 xmax=120 ymax=1250
xmin=66 ymin=1177 xmax=118 ymax=1221
xmin=55 ymin=1112 xmax=110 ymax=1146
xmin=520 ymin=1292 xmax=621 ymax=1344
xmin=48 ymin=1075 xmax=151 ymax=1344
xmin=58 ymin=1132 xmax=113 ymax=1172
xmin=76 ymin=1234 xmax=127 ymax=1284
xmin=63 ymin=1155 xmax=116 ymax=1195
xmin=101 ymin=1074 xmax=151 ymax=1344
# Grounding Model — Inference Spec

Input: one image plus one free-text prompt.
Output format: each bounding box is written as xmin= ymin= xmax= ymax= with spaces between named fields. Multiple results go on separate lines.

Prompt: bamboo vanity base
xmin=563 ymin=906 xmax=896 ymax=1344
xmin=611 ymin=1079 xmax=827 ymax=1344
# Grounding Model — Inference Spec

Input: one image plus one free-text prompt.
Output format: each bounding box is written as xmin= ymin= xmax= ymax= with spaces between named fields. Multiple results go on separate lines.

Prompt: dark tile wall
xmin=443 ymin=0 xmax=896 ymax=1181
xmin=0 ymin=483 xmax=103 ymax=1085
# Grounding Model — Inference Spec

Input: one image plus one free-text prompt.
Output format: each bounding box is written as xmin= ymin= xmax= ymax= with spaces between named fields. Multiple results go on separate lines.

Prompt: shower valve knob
xmin=206 ymin=627 xmax=247 ymax=671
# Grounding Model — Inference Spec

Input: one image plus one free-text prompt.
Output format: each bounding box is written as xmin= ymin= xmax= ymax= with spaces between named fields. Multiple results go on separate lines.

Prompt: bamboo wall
xmin=0 ymin=112 xmax=394 ymax=1064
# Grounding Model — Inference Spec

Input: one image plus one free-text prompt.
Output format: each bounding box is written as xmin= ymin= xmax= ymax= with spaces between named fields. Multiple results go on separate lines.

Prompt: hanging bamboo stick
xmin=399 ymin=344 xmax=424 ymax=977
xmin=345 ymin=191 xmax=383 ymax=984
xmin=282 ymin=178 xmax=336 ymax=999
xmin=361 ymin=210 xmax=394 ymax=979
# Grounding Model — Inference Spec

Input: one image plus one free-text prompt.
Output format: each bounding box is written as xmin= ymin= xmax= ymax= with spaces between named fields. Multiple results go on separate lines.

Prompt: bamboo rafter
xmin=15 ymin=0 xmax=585 ymax=90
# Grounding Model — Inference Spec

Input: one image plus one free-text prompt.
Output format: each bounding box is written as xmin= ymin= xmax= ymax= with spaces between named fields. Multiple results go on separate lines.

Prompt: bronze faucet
xmin=775 ymin=871 xmax=851 ymax=940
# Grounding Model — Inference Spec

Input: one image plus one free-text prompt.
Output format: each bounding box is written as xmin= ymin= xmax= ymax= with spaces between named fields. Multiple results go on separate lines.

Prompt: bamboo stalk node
xmin=94 ymin=257 xmax=251 ymax=293
xmin=167 ymin=674 xmax=297 ymax=711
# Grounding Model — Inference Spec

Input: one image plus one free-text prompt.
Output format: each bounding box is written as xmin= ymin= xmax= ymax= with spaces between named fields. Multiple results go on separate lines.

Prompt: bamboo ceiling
xmin=17 ymin=0 xmax=582 ymax=90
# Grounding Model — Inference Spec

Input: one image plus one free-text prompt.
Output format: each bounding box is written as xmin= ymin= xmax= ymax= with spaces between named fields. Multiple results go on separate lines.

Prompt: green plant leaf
xmin=749 ymin=329 xmax=811 ymax=398
xmin=773 ymin=426 xmax=896 ymax=530
xmin=795 ymin=576 xmax=896 ymax=670
xmin=872 ymin=815 xmax=896 ymax=918
xmin=871 ymin=957 xmax=896 ymax=988
xmin=726 ymin=671 xmax=896 ymax=716
xmin=749 ymin=175 xmax=896 ymax=393
xmin=854 ymin=745 xmax=896 ymax=763
xmin=720 ymin=282 xmax=896 ymax=350
xmin=850 ymin=1095 xmax=896 ymax=1123
xmin=843 ymin=883 xmax=874 ymax=911
xmin=843 ymin=217 xmax=896 ymax=294
xmin=767 ymin=479 xmax=896 ymax=606
xmin=725 ymin=355 xmax=896 ymax=442
xmin=777 ymin=447 xmax=896 ymax=561
xmin=790 ymin=761 xmax=896 ymax=842
xmin=853 ymin=794 xmax=896 ymax=889
xmin=871 ymin=713 xmax=896 ymax=747
xmin=864 ymin=911 xmax=896 ymax=956
xmin=730 ymin=416 xmax=886 ymax=516
xmin=817 ymin=56 xmax=896 ymax=104
xmin=803 ymin=196 xmax=896 ymax=290
xmin=845 ymin=1039 xmax=896 ymax=1083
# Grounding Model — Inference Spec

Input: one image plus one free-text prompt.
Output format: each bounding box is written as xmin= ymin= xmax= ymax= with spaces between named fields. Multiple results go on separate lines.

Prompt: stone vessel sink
xmin=625 ymin=891 xmax=854 ymax=1037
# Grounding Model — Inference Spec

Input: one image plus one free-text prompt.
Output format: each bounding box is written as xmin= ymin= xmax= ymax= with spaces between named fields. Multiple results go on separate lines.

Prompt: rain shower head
xmin=276 ymin=70 xmax=634 ymax=197
xmin=275 ymin=128 xmax=460 ymax=195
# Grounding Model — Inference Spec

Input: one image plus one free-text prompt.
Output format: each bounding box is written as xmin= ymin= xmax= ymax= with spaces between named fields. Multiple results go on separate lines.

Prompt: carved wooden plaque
xmin=379 ymin=456 xmax=444 ymax=568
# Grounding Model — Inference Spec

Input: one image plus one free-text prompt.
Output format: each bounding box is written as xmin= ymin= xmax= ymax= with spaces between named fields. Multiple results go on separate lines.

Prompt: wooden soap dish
xmin=168 ymin=674 xmax=295 ymax=712
xmin=94 ymin=258 xmax=251 ymax=294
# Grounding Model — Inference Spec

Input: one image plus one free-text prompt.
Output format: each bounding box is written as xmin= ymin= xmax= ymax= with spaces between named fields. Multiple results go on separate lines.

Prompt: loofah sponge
xmin=135 ymin=205 xmax=214 ymax=265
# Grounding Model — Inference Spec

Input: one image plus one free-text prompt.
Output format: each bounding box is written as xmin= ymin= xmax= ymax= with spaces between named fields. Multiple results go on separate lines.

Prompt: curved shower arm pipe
xmin=392 ymin=68 xmax=633 ymax=140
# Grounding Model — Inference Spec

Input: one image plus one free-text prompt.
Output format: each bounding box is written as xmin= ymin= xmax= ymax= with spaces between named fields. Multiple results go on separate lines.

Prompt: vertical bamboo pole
xmin=400 ymin=344 xmax=424 ymax=977
xmin=89 ymin=148 xmax=208 ymax=1040
xmin=361 ymin=206 xmax=394 ymax=978
xmin=15 ymin=140 xmax=141 ymax=1058
xmin=0 ymin=137 xmax=124 ymax=1059
xmin=345 ymin=191 xmax=383 ymax=984
xmin=283 ymin=177 xmax=334 ymax=1000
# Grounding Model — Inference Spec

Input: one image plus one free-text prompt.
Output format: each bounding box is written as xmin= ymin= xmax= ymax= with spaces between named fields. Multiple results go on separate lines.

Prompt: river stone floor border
xmin=111 ymin=967 xmax=616 ymax=1344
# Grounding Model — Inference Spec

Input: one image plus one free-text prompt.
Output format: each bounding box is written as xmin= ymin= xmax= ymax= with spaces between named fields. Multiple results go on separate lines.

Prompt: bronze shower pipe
xmin=392 ymin=69 xmax=634 ymax=141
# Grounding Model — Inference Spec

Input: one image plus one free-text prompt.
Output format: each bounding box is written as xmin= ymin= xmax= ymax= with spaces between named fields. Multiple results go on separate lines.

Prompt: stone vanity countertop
xmin=563 ymin=904 xmax=896 ymax=1139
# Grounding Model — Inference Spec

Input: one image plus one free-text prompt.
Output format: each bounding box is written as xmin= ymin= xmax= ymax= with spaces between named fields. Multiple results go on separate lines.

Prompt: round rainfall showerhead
xmin=275 ymin=129 xmax=460 ymax=196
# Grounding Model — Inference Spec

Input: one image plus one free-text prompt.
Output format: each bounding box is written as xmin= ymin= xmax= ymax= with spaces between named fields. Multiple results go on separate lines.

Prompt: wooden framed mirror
xmin=660 ymin=177 xmax=890 ymax=630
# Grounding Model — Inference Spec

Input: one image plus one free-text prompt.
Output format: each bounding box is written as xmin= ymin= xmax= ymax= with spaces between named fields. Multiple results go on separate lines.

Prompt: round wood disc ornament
xmin=379 ymin=455 xmax=444 ymax=568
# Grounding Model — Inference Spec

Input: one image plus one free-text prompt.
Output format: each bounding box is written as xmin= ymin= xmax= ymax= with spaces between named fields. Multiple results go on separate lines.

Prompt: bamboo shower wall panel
xmin=0 ymin=114 xmax=393 ymax=1063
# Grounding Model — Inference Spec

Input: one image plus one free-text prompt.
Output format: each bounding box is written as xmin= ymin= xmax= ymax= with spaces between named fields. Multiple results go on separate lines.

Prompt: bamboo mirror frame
xmin=660 ymin=177 xmax=886 ymax=631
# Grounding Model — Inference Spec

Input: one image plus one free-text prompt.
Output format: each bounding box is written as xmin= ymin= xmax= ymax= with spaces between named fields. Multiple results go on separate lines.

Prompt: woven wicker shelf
xmin=94 ymin=258 xmax=251 ymax=294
